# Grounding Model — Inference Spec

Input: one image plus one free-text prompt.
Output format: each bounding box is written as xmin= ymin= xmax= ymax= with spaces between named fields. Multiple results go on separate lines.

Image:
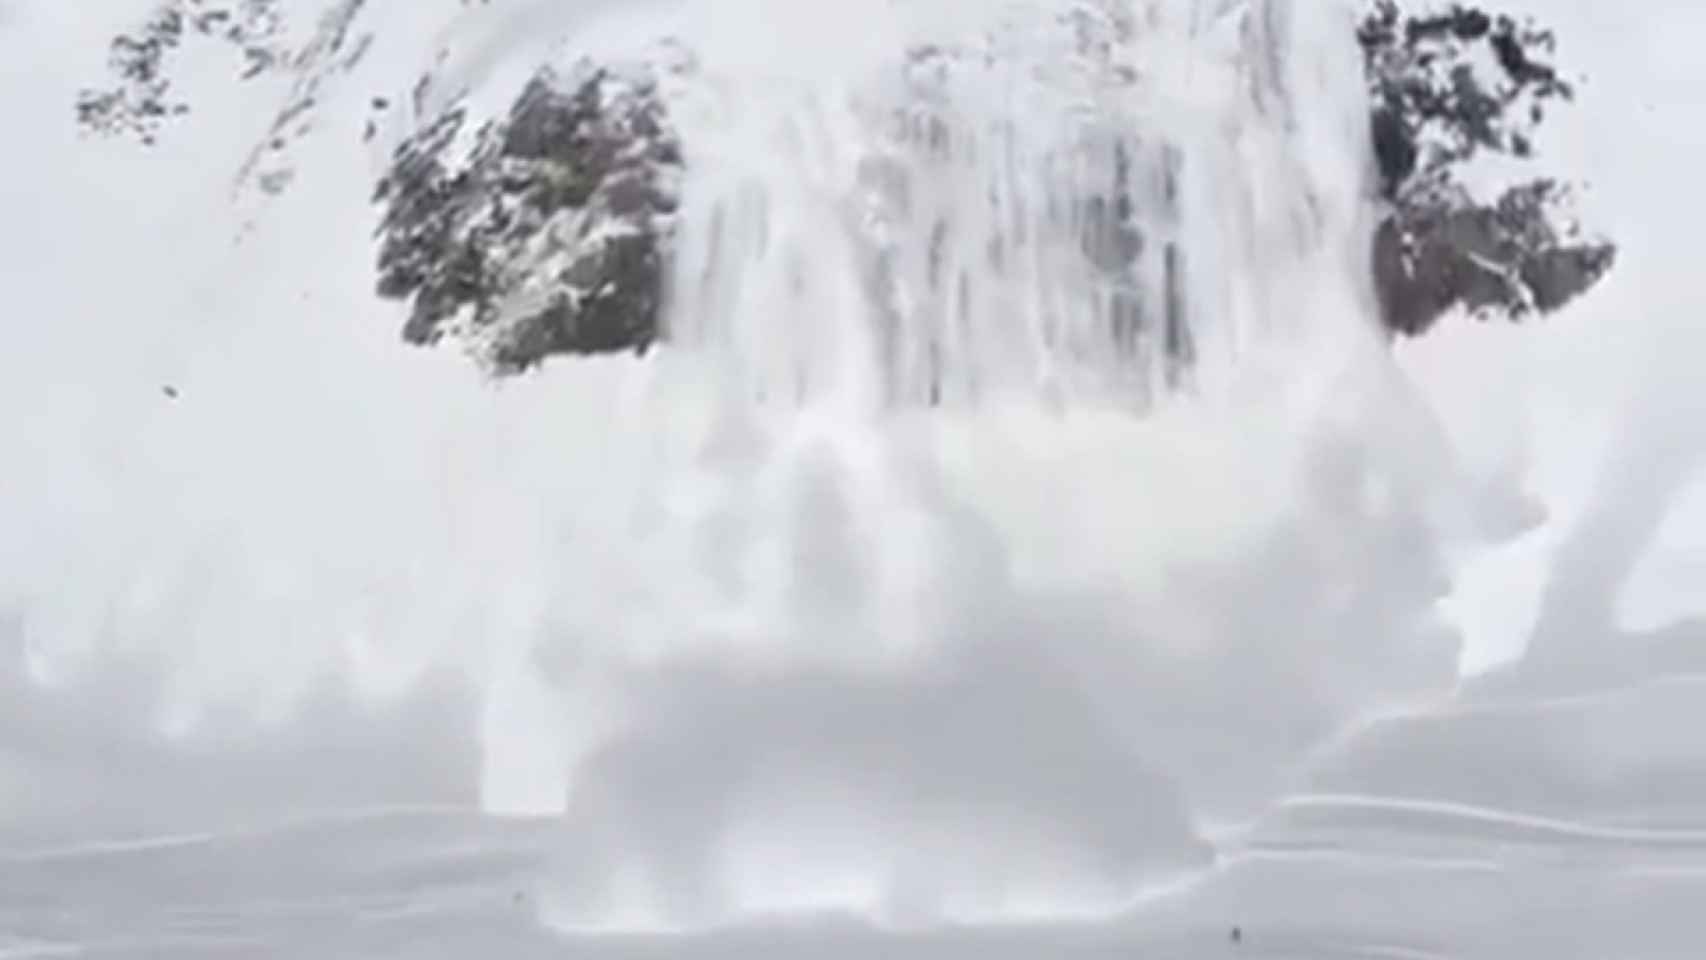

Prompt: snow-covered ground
xmin=1 ymin=0 xmax=1703 ymax=956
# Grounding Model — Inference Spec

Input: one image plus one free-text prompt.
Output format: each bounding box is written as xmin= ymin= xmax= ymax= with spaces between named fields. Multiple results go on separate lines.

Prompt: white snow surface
xmin=0 ymin=0 xmax=1703 ymax=956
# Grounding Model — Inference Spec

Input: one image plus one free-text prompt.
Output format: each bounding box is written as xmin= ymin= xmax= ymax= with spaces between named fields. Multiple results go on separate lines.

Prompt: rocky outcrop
xmin=371 ymin=58 xmax=684 ymax=371
xmin=1360 ymin=2 xmax=1616 ymax=335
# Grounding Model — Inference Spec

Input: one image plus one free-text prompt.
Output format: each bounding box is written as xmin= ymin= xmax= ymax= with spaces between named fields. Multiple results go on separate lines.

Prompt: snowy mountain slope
xmin=0 ymin=0 xmax=1702 ymax=957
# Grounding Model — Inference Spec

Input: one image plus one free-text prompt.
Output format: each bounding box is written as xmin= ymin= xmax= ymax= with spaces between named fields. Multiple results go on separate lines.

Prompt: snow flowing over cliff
xmin=0 ymin=0 xmax=1702 ymax=955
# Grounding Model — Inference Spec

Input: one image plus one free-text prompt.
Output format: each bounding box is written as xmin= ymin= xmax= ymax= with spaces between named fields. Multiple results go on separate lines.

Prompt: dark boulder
xmin=370 ymin=59 xmax=684 ymax=372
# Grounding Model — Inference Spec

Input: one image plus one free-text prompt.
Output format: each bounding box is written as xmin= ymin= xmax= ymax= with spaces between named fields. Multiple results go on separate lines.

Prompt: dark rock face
xmin=1360 ymin=1 xmax=1616 ymax=335
xmin=370 ymin=60 xmax=683 ymax=372
xmin=1371 ymin=180 xmax=1616 ymax=335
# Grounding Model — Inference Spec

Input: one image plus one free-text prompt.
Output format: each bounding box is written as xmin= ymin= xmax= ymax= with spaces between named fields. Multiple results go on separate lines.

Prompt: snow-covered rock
xmin=1360 ymin=1 xmax=1617 ymax=334
xmin=372 ymin=55 xmax=685 ymax=371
